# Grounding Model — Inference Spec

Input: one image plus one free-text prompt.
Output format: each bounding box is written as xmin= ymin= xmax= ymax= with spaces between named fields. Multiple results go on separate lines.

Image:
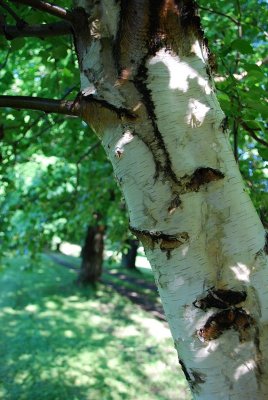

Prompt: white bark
xmin=74 ymin=1 xmax=268 ymax=398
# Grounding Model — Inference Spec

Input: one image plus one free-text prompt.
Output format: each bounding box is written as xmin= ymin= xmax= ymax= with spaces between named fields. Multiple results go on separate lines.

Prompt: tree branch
xmin=0 ymin=0 xmax=26 ymax=26
xmin=1 ymin=20 xmax=72 ymax=39
xmin=240 ymin=121 xmax=268 ymax=148
xmin=76 ymin=141 xmax=101 ymax=165
xmin=0 ymin=95 xmax=82 ymax=117
xmin=11 ymin=0 xmax=73 ymax=22
xmin=197 ymin=4 xmax=239 ymax=24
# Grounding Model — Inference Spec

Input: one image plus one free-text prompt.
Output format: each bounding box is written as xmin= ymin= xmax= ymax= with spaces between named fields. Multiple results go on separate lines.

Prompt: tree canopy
xmin=0 ymin=0 xmax=267 ymax=260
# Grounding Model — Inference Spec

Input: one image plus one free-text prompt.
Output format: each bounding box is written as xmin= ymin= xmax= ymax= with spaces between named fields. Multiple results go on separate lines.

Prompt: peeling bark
xmin=73 ymin=1 xmax=268 ymax=398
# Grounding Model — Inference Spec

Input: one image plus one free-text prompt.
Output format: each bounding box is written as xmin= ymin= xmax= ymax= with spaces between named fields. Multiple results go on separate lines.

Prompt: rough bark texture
xmin=78 ymin=219 xmax=105 ymax=284
xmin=73 ymin=1 xmax=268 ymax=398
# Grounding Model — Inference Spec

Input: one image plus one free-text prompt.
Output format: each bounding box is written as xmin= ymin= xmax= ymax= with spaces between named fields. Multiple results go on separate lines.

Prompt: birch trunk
xmin=73 ymin=1 xmax=268 ymax=398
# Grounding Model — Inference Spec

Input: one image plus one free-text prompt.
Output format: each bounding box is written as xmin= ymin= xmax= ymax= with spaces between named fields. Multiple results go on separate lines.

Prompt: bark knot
xmin=194 ymin=287 xmax=254 ymax=342
xmin=130 ymin=226 xmax=189 ymax=258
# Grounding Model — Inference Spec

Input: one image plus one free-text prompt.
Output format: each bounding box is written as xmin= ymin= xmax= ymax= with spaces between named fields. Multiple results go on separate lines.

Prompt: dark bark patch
xmin=178 ymin=358 xmax=206 ymax=394
xmin=130 ymin=226 xmax=189 ymax=256
xmin=255 ymin=232 xmax=268 ymax=259
xmin=264 ymin=232 xmax=268 ymax=255
xmin=189 ymin=369 xmax=206 ymax=392
xmin=178 ymin=359 xmax=191 ymax=383
xmin=114 ymin=0 xmax=151 ymax=75
xmin=72 ymin=7 xmax=92 ymax=71
xmin=186 ymin=167 xmax=224 ymax=192
xmin=168 ymin=193 xmax=181 ymax=214
xmin=254 ymin=327 xmax=264 ymax=378
xmin=220 ymin=116 xmax=229 ymax=134
xmin=134 ymin=63 xmax=180 ymax=184
xmin=193 ymin=288 xmax=247 ymax=311
xmin=83 ymin=94 xmax=137 ymax=120
xmin=198 ymin=308 xmax=254 ymax=342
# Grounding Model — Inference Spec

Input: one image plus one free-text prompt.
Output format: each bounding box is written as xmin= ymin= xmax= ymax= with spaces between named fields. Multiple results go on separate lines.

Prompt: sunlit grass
xmin=0 ymin=254 xmax=191 ymax=400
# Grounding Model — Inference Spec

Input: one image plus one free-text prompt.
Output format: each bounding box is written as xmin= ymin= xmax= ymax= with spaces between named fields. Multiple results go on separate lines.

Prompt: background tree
xmin=0 ymin=0 xmax=267 ymax=398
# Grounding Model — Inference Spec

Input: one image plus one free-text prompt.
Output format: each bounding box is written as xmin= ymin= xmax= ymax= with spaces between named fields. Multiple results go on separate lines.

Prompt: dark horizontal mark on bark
xmin=198 ymin=308 xmax=254 ymax=342
xmin=193 ymin=288 xmax=247 ymax=311
xmin=186 ymin=167 xmax=224 ymax=192
xmin=173 ymin=167 xmax=225 ymax=196
xmin=130 ymin=226 xmax=189 ymax=258
xmin=83 ymin=95 xmax=137 ymax=120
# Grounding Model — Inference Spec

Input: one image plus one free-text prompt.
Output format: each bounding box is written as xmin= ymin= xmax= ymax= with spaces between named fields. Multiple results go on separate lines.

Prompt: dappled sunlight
xmin=45 ymin=300 xmax=58 ymax=309
xmin=113 ymin=325 xmax=141 ymax=339
xmin=234 ymin=359 xmax=256 ymax=381
xmin=231 ymin=262 xmax=250 ymax=282
xmin=131 ymin=314 xmax=171 ymax=341
xmin=148 ymin=48 xmax=211 ymax=94
xmin=195 ymin=340 xmax=219 ymax=360
xmin=186 ymin=99 xmax=210 ymax=128
xmin=59 ymin=241 xmax=81 ymax=257
xmin=64 ymin=330 xmax=76 ymax=338
xmin=0 ymin=253 xmax=190 ymax=400
xmin=24 ymin=304 xmax=39 ymax=313
xmin=144 ymin=360 xmax=167 ymax=379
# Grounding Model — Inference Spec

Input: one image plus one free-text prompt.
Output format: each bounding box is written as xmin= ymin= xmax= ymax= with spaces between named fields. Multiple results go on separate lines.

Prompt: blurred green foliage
xmin=199 ymin=0 xmax=268 ymax=223
xmin=0 ymin=0 xmax=267 ymax=259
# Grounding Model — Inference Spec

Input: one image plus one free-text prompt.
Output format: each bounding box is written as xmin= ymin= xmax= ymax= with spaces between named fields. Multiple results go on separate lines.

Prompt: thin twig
xmin=76 ymin=141 xmax=101 ymax=165
xmin=75 ymin=141 xmax=101 ymax=193
xmin=1 ymin=20 xmax=72 ymax=39
xmin=11 ymin=0 xmax=73 ymax=22
xmin=240 ymin=121 xmax=268 ymax=148
xmin=62 ymin=85 xmax=79 ymax=100
xmin=198 ymin=4 xmax=239 ymax=25
xmin=0 ymin=0 xmax=27 ymax=26
xmin=233 ymin=119 xmax=239 ymax=162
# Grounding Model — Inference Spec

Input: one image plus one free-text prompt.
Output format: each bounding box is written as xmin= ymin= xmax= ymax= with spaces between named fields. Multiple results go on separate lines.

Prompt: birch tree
xmin=1 ymin=0 xmax=268 ymax=398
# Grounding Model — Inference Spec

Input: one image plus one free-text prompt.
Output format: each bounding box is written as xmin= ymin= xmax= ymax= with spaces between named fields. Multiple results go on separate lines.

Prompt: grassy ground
xmin=0 ymin=254 xmax=191 ymax=400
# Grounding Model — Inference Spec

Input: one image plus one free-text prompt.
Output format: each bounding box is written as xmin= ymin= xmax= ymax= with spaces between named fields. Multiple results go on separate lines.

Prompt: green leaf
xmin=243 ymin=63 xmax=263 ymax=74
xmin=11 ymin=38 xmax=26 ymax=51
xmin=231 ymin=39 xmax=254 ymax=54
xmin=258 ymin=147 xmax=268 ymax=161
xmin=244 ymin=120 xmax=262 ymax=130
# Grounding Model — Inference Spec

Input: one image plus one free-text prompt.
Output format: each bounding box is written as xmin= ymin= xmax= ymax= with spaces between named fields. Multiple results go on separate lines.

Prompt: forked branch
xmin=240 ymin=121 xmax=268 ymax=148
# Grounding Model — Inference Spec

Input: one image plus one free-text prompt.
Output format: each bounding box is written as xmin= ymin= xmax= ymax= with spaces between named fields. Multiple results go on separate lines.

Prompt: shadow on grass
xmin=0 ymin=254 xmax=191 ymax=400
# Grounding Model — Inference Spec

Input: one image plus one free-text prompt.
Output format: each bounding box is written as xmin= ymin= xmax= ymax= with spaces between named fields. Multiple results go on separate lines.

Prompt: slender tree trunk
xmin=78 ymin=220 xmax=105 ymax=284
xmin=73 ymin=1 xmax=268 ymax=398
xmin=121 ymin=239 xmax=139 ymax=269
